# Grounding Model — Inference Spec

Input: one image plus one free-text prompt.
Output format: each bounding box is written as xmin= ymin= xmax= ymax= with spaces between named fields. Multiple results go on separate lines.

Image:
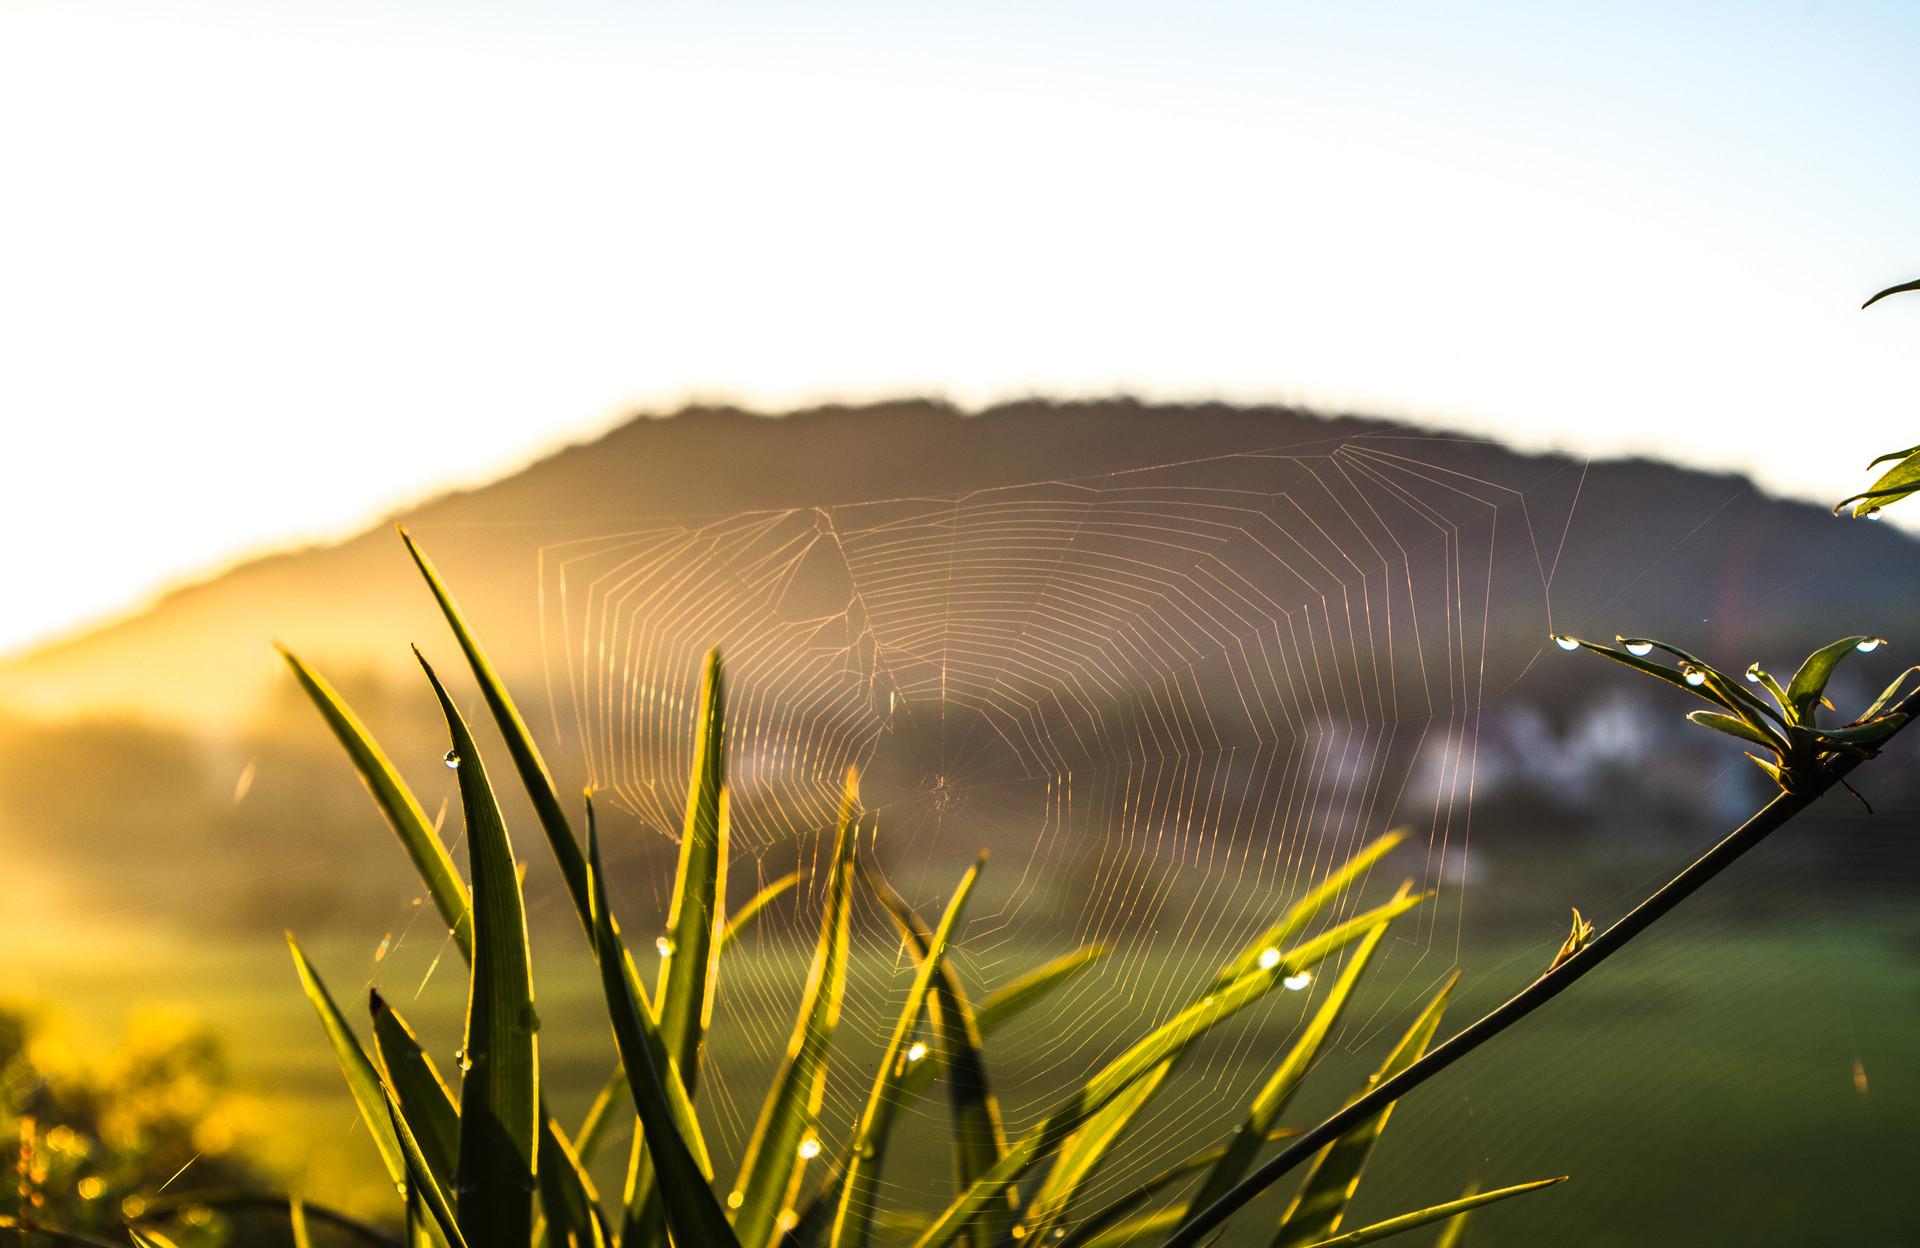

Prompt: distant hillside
xmin=3 ymin=398 xmax=1912 ymax=729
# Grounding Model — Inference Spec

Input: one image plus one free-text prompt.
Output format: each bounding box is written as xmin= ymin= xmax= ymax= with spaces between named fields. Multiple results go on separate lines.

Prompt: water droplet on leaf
xmin=1624 ymin=641 xmax=1653 ymax=657
xmin=1552 ymin=635 xmax=1579 ymax=651
xmin=443 ymin=749 xmax=461 ymax=769
xmin=1857 ymin=638 xmax=1886 ymax=653
xmin=1684 ymin=668 xmax=1707 ymax=687
xmin=797 ymin=1137 xmax=821 ymax=1159
xmin=655 ymin=935 xmax=674 ymax=957
xmin=1283 ymin=970 xmax=1312 ymax=991
xmin=1257 ymin=947 xmax=1282 ymax=970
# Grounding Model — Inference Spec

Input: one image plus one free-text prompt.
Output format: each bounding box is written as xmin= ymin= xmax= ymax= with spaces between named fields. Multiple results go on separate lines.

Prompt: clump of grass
xmin=239 ymin=530 xmax=1558 ymax=1248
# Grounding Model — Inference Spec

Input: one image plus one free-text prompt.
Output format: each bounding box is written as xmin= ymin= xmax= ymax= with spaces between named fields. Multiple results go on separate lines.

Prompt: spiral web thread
xmin=534 ymin=437 xmax=1544 ymax=1233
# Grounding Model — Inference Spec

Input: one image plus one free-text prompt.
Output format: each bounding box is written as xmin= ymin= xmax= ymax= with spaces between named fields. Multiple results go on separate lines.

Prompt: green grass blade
xmin=420 ymin=653 xmax=540 ymax=1248
xmin=584 ymin=800 xmax=739 ymax=1248
xmin=730 ymin=769 xmax=861 ymax=1248
xmin=623 ymin=650 xmax=732 ymax=1248
xmin=1050 ymin=1129 xmax=1298 ymax=1248
xmin=911 ymin=891 xmax=1428 ymax=1248
xmin=389 ymin=1089 xmax=471 ymax=1248
xmin=861 ymin=861 xmax=1010 ymax=1243
xmin=574 ymin=869 xmax=799 ymax=1168
xmin=1289 ymin=1177 xmax=1565 ymax=1247
xmin=370 ymin=989 xmax=461 ymax=1192
xmin=1272 ymin=972 xmax=1460 ymax=1248
xmin=1429 ymin=1182 xmax=1477 ymax=1248
xmin=286 ymin=934 xmax=408 ymax=1192
xmin=1185 ymin=893 xmax=1401 ymax=1215
xmin=289 ymin=1198 xmax=313 ymax=1248
xmin=832 ymin=854 xmax=986 ymax=1248
xmin=975 ymin=944 xmax=1108 ymax=1032
xmin=277 ymin=645 xmax=472 ymax=958
xmin=1027 ymin=834 xmax=1409 ymax=1238
xmin=401 ymin=527 xmax=594 ymax=940
xmin=537 ymin=1119 xmax=611 ymax=1248
xmin=1862 ymin=277 xmax=1920 ymax=308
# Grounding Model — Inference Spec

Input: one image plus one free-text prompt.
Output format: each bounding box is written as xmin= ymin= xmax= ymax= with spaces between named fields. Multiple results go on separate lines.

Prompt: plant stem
xmin=1158 ymin=707 xmax=1913 ymax=1248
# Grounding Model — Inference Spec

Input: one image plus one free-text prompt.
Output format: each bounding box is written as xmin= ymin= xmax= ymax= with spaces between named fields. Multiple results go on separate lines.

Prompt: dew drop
xmin=1683 ymin=668 xmax=1707 ymax=687
xmin=797 ymin=1137 xmax=821 ymax=1160
xmin=1624 ymin=641 xmax=1654 ymax=657
xmin=1257 ymin=947 xmax=1282 ymax=971
xmin=1856 ymin=638 xmax=1887 ymax=653
xmin=654 ymin=935 xmax=674 ymax=957
xmin=443 ymin=749 xmax=461 ymax=770
xmin=727 ymin=1191 xmax=745 ymax=1211
xmin=1866 ymin=509 xmax=1884 ymax=521
xmin=373 ymin=934 xmax=392 ymax=963
xmin=906 ymin=1041 xmax=928 ymax=1063
xmin=453 ymin=1047 xmax=473 ymax=1074
xmin=1552 ymin=635 xmax=1579 ymax=651
xmin=1283 ymin=970 xmax=1313 ymax=991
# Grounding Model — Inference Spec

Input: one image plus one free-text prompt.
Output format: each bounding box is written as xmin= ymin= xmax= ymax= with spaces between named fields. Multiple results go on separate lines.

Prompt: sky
xmin=3 ymin=0 xmax=1918 ymax=656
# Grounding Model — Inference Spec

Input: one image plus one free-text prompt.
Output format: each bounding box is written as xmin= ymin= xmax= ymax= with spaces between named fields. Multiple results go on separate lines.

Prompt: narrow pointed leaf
xmin=833 ymin=854 xmax=986 ymax=1248
xmin=1186 ymin=896 xmax=1400 ymax=1215
xmin=289 ymin=1198 xmax=313 ymax=1248
xmin=420 ymin=654 xmax=539 ymax=1248
xmin=1684 ymin=710 xmax=1783 ymax=751
xmin=1862 ymin=277 xmax=1920 ymax=309
xmin=370 ymin=989 xmax=461 ymax=1192
xmin=1430 ymin=1182 xmax=1477 ymax=1248
xmin=1289 ymin=1176 xmax=1565 ymax=1247
xmin=389 ymin=1089 xmax=471 ymax=1248
xmin=1787 ymin=637 xmax=1875 ymax=718
xmin=977 ymin=944 xmax=1108 ymax=1031
xmin=862 ymin=860 xmax=1010 ymax=1243
xmin=1028 ymin=832 xmax=1408 ymax=1239
xmin=1273 ymin=973 xmax=1460 ymax=1248
xmin=277 ymin=646 xmax=472 ymax=957
xmin=287 ymin=934 xmax=408 ymax=1191
xmin=402 ymin=528 xmax=593 ymax=939
xmin=911 ymin=891 xmax=1428 ymax=1248
xmin=585 ymin=802 xmax=739 ymax=1248
xmin=576 ymin=869 xmax=798 ymax=1167
xmin=731 ymin=769 xmax=860 ymax=1248
xmin=1049 ymin=1128 xmax=1298 ymax=1248
xmin=537 ymin=1119 xmax=612 ymax=1248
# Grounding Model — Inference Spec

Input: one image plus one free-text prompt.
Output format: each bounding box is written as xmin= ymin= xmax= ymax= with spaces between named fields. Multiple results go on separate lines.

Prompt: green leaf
xmin=277 ymin=645 xmax=472 ymax=958
xmin=289 ymin=1198 xmax=313 ymax=1248
xmin=1786 ymin=637 xmax=1876 ymax=719
xmin=576 ymin=870 xmax=800 ymax=1168
xmin=536 ymin=1120 xmax=611 ymax=1248
xmin=1862 ymin=278 xmax=1920 ymax=309
xmin=389 ymin=1088 xmax=471 ymax=1248
xmin=418 ymin=654 xmax=540 ymax=1248
xmin=1048 ymin=1128 xmax=1298 ymax=1248
xmin=401 ymin=528 xmax=593 ymax=940
xmin=584 ymin=800 xmax=741 ymax=1248
xmin=370 ymin=989 xmax=461 ymax=1192
xmin=1184 ymin=892 xmax=1401 ymax=1216
xmin=1684 ymin=710 xmax=1784 ymax=752
xmin=1024 ymin=831 xmax=1408 ymax=1240
xmin=1837 ymin=446 xmax=1920 ymax=516
xmin=1429 ymin=1182 xmax=1477 ymax=1248
xmin=861 ymin=861 xmax=1011 ymax=1245
xmin=832 ymin=853 xmax=986 ymax=1248
xmin=625 ymin=649 xmax=731 ymax=1248
xmin=910 ymin=890 xmax=1429 ymax=1248
xmin=731 ymin=769 xmax=861 ymax=1248
xmin=1288 ymin=1176 xmax=1566 ymax=1247
xmin=1808 ymin=713 xmax=1909 ymax=746
xmin=287 ymin=935 xmax=408 ymax=1192
xmin=976 ymin=943 xmax=1108 ymax=1032
xmin=1273 ymin=973 xmax=1459 ymax=1248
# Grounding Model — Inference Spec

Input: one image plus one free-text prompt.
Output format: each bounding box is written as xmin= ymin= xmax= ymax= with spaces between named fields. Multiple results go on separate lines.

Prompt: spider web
xmin=534 ymin=435 xmax=1549 ymax=1236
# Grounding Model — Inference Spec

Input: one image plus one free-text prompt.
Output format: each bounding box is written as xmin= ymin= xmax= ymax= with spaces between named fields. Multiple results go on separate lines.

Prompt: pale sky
xmin=3 ymin=0 xmax=1918 ymax=657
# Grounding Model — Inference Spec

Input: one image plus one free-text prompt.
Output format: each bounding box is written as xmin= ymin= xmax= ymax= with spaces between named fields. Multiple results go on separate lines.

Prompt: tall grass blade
xmin=731 ymin=769 xmax=860 ymax=1248
xmin=277 ymin=645 xmax=472 ymax=957
xmin=289 ymin=1198 xmax=313 ymax=1248
xmin=1272 ymin=972 xmax=1460 ymax=1248
xmin=1051 ymin=1129 xmax=1298 ymax=1248
xmin=575 ymin=869 xmax=799 ymax=1167
xmin=286 ymin=935 xmax=408 ymax=1192
xmin=1288 ymin=1177 xmax=1564 ymax=1247
xmin=420 ymin=653 xmax=540 ymax=1248
xmin=1429 ymin=1182 xmax=1478 ymax=1248
xmin=1185 ymin=891 xmax=1402 ymax=1215
xmin=389 ymin=1089 xmax=470 ymax=1248
xmin=370 ymin=989 xmax=461 ymax=1192
xmin=400 ymin=528 xmax=593 ymax=938
xmin=861 ymin=861 xmax=1010 ymax=1244
xmin=584 ymin=800 xmax=739 ymax=1248
xmin=911 ymin=891 xmax=1428 ymax=1248
xmin=624 ymin=650 xmax=730 ymax=1247
xmin=1026 ymin=832 xmax=1408 ymax=1239
xmin=831 ymin=853 xmax=986 ymax=1248
xmin=975 ymin=944 xmax=1108 ymax=1032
